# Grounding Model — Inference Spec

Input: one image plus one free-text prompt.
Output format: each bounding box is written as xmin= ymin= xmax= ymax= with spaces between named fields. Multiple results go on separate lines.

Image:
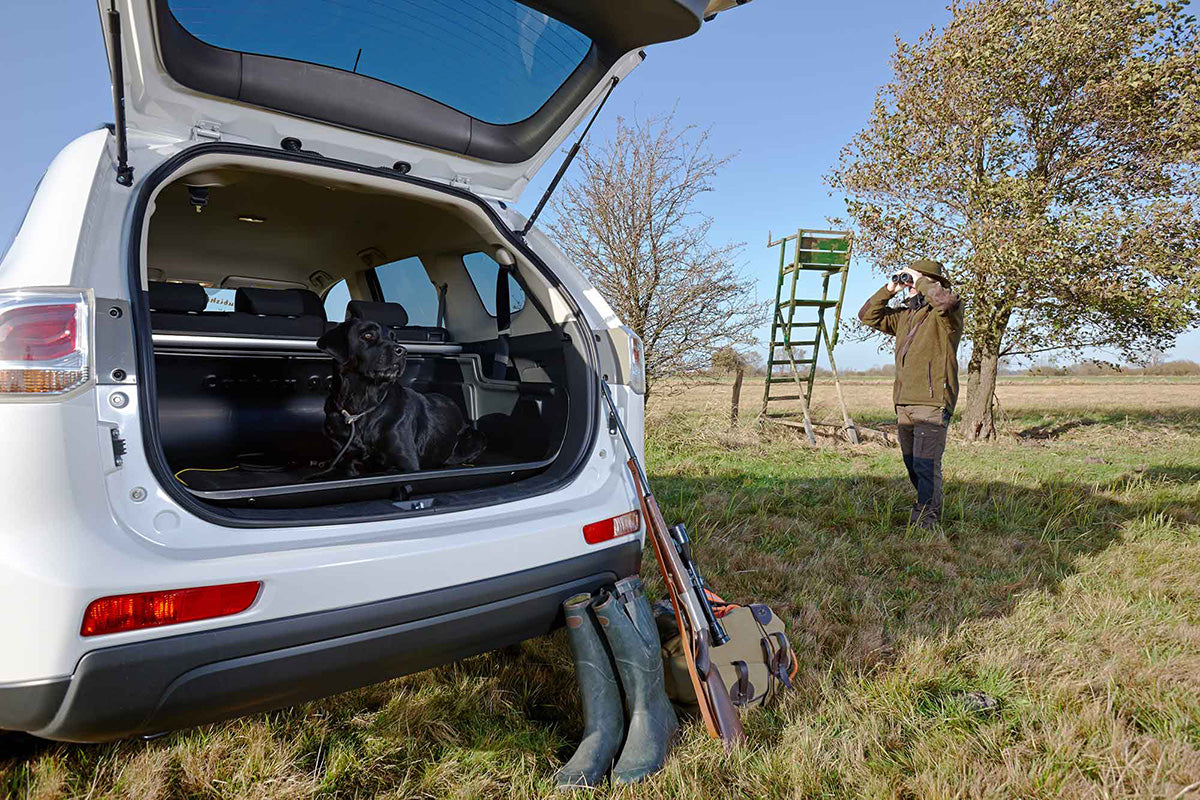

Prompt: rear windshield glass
xmin=166 ymin=0 xmax=593 ymax=125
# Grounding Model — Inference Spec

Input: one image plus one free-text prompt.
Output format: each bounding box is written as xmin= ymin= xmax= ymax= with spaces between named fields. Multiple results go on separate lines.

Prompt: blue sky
xmin=3 ymin=0 xmax=1196 ymax=368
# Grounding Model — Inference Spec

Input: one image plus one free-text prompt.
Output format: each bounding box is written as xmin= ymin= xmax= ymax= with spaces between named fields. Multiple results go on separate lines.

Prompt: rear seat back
xmin=345 ymin=300 xmax=448 ymax=343
xmin=147 ymin=281 xmax=326 ymax=338
xmin=148 ymin=281 xmax=216 ymax=333
xmin=235 ymin=288 xmax=326 ymax=337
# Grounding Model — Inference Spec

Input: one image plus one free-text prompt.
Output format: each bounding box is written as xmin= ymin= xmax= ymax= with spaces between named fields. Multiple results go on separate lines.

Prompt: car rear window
xmin=203 ymin=287 xmax=236 ymax=312
xmin=323 ymin=280 xmax=351 ymax=322
xmin=463 ymin=252 xmax=525 ymax=317
xmin=374 ymin=257 xmax=440 ymax=326
xmin=166 ymin=0 xmax=593 ymax=125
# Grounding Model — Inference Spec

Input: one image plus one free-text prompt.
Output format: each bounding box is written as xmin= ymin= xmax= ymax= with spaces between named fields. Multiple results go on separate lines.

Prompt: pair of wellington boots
xmin=553 ymin=576 xmax=679 ymax=789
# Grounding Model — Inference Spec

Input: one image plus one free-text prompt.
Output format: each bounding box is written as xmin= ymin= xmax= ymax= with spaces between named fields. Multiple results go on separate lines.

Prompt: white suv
xmin=0 ymin=0 xmax=739 ymax=742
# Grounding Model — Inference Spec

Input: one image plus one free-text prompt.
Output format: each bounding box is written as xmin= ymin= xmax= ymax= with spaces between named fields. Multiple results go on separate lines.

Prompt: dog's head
xmin=317 ymin=318 xmax=407 ymax=380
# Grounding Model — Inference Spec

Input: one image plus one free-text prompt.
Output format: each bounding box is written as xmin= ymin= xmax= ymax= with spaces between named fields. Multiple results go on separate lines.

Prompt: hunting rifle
xmin=600 ymin=380 xmax=746 ymax=749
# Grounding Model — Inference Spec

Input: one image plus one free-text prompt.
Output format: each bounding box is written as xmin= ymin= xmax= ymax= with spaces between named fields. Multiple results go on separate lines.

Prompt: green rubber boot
xmin=594 ymin=577 xmax=679 ymax=784
xmin=553 ymin=592 xmax=624 ymax=789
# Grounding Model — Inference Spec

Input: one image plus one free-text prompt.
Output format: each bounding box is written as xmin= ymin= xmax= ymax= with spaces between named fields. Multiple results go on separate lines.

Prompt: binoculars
xmin=890 ymin=271 xmax=915 ymax=287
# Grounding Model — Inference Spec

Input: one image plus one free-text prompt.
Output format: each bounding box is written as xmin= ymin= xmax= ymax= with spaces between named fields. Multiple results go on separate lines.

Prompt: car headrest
xmin=346 ymin=300 xmax=409 ymax=327
xmin=148 ymin=281 xmax=207 ymax=313
xmin=235 ymin=287 xmax=325 ymax=319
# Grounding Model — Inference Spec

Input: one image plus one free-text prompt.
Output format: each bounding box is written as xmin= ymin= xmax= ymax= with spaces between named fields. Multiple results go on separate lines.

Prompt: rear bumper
xmin=1 ymin=541 xmax=639 ymax=743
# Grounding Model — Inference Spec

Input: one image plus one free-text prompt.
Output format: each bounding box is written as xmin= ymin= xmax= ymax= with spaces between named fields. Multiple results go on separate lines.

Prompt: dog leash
xmin=340 ymin=407 xmax=372 ymax=424
xmin=314 ymin=394 xmax=388 ymax=477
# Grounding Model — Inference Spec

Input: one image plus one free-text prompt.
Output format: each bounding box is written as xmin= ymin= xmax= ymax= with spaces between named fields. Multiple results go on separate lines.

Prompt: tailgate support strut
xmin=106 ymin=1 xmax=134 ymax=186
xmin=520 ymin=74 xmax=621 ymax=237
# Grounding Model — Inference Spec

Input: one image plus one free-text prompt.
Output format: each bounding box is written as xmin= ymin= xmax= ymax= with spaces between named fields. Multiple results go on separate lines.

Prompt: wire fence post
xmin=730 ymin=365 xmax=744 ymax=427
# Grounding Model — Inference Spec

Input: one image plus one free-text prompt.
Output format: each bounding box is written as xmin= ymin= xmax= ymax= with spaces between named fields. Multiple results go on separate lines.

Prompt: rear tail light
xmin=583 ymin=510 xmax=641 ymax=544
xmin=80 ymin=581 xmax=261 ymax=637
xmin=0 ymin=290 xmax=92 ymax=396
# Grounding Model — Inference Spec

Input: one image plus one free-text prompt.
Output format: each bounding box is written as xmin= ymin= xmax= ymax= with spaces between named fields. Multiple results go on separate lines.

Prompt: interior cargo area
xmin=140 ymin=163 xmax=591 ymax=510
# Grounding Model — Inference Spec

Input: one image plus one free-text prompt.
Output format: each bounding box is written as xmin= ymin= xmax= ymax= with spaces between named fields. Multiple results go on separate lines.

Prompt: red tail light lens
xmin=0 ymin=291 xmax=91 ymax=395
xmin=81 ymin=582 xmax=261 ymax=637
xmin=0 ymin=304 xmax=77 ymax=361
xmin=583 ymin=510 xmax=641 ymax=544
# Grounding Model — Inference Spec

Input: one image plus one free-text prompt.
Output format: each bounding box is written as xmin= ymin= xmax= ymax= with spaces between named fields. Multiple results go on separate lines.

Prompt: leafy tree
xmin=828 ymin=0 xmax=1200 ymax=439
xmin=710 ymin=346 xmax=741 ymax=374
xmin=548 ymin=113 xmax=763 ymax=397
xmin=710 ymin=346 xmax=760 ymax=374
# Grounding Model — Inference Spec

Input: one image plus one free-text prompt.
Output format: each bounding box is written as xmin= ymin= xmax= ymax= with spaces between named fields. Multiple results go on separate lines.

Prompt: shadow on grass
xmin=0 ymin=732 xmax=47 ymax=766
xmin=1144 ymin=464 xmax=1200 ymax=483
xmin=1014 ymin=408 xmax=1200 ymax=438
xmin=839 ymin=408 xmax=1199 ymax=440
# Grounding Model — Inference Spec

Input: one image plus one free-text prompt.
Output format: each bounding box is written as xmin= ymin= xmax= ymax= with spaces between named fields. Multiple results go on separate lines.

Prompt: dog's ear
xmin=317 ymin=322 xmax=351 ymax=364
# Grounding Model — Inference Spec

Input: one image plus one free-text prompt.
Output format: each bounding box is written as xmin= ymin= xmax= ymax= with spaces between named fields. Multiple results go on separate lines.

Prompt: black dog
xmin=314 ymin=318 xmax=486 ymax=476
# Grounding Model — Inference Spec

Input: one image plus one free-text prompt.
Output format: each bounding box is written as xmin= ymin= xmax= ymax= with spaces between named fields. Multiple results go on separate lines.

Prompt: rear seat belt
xmin=435 ymin=283 xmax=448 ymax=330
xmin=492 ymin=266 xmax=512 ymax=380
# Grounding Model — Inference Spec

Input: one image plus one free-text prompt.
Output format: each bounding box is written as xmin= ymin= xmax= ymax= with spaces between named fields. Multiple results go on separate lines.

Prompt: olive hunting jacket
xmin=858 ymin=277 xmax=963 ymax=410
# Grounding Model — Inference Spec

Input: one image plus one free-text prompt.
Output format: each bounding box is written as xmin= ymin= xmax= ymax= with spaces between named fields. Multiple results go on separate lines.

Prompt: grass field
xmin=3 ymin=378 xmax=1199 ymax=799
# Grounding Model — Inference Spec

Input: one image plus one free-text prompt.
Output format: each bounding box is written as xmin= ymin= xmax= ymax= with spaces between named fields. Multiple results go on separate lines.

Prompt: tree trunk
xmin=960 ymin=345 xmax=1000 ymax=441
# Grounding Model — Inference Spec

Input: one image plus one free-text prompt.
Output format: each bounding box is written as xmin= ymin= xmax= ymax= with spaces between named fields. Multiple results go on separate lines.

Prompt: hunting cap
xmin=909 ymin=258 xmax=950 ymax=285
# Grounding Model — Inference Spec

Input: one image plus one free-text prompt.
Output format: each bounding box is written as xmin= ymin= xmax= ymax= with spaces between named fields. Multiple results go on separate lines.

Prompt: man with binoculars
xmin=858 ymin=260 xmax=963 ymax=530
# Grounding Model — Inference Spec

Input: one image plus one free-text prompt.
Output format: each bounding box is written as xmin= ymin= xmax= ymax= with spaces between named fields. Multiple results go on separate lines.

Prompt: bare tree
xmin=547 ymin=112 xmax=764 ymax=397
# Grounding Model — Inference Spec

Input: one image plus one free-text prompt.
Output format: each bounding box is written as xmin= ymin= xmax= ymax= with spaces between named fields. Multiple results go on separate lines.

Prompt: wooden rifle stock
xmin=629 ymin=459 xmax=746 ymax=750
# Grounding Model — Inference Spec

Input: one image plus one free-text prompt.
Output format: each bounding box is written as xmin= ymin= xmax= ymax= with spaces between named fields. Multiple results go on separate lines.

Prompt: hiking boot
xmin=910 ymin=503 xmax=940 ymax=530
xmin=553 ymin=593 xmax=624 ymax=789
xmin=593 ymin=577 xmax=678 ymax=785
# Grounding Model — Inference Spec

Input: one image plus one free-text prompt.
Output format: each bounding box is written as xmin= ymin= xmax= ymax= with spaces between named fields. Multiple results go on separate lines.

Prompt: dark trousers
xmin=897 ymin=404 xmax=949 ymax=524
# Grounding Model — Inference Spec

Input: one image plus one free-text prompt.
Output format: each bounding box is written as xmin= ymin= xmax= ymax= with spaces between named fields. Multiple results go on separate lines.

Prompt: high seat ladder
xmin=759 ymin=228 xmax=860 ymax=445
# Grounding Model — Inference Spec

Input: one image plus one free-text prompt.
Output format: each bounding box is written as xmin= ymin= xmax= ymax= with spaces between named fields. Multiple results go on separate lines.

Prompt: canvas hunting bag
xmin=653 ymin=599 xmax=796 ymax=710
